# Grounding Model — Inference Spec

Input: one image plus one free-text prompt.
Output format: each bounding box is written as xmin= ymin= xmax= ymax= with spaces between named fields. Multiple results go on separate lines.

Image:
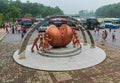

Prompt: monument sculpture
xmin=13 ymin=15 xmax=106 ymax=71
xmin=31 ymin=22 xmax=81 ymax=52
xmin=18 ymin=15 xmax=95 ymax=59
xmin=45 ymin=24 xmax=73 ymax=47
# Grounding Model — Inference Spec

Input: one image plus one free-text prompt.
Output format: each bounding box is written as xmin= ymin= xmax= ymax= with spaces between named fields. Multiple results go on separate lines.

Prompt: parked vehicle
xmin=86 ymin=17 xmax=100 ymax=30
xmin=99 ymin=21 xmax=105 ymax=29
xmin=18 ymin=17 xmax=36 ymax=29
xmin=111 ymin=18 xmax=120 ymax=28
xmin=38 ymin=22 xmax=49 ymax=32
xmin=38 ymin=18 xmax=79 ymax=32
xmin=98 ymin=18 xmax=120 ymax=29
xmin=103 ymin=20 xmax=119 ymax=29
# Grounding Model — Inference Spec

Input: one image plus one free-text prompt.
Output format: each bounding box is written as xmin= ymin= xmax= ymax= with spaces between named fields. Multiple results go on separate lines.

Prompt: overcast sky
xmin=21 ymin=0 xmax=120 ymax=14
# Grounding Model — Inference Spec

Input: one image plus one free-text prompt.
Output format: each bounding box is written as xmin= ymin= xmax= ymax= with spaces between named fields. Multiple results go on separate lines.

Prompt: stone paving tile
xmin=0 ymin=42 xmax=120 ymax=83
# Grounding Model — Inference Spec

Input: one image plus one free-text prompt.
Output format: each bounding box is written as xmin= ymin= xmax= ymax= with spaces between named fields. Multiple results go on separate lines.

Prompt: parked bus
xmin=111 ymin=18 xmax=120 ymax=28
xmin=18 ymin=17 xmax=36 ymax=28
xmin=98 ymin=18 xmax=119 ymax=29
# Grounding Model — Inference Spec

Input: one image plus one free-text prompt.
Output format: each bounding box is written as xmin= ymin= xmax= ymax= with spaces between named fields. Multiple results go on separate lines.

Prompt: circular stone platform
xmin=38 ymin=45 xmax=81 ymax=57
xmin=13 ymin=43 xmax=106 ymax=71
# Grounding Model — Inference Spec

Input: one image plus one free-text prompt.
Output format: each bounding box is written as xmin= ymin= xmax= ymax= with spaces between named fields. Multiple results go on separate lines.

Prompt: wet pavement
xmin=2 ymin=28 xmax=120 ymax=48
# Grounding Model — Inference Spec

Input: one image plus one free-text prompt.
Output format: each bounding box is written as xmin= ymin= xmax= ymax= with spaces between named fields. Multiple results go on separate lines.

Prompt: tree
xmin=24 ymin=13 xmax=33 ymax=17
xmin=95 ymin=3 xmax=120 ymax=17
xmin=7 ymin=5 xmax=21 ymax=21
xmin=0 ymin=0 xmax=64 ymax=21
xmin=0 ymin=0 xmax=9 ymax=15
xmin=0 ymin=13 xmax=4 ymax=28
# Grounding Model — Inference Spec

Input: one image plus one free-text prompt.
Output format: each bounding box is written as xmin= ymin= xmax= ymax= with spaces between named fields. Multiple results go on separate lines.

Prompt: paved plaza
xmin=0 ymin=28 xmax=120 ymax=83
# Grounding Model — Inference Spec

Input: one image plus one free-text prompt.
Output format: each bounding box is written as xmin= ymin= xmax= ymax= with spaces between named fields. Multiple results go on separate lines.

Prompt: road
xmin=2 ymin=28 xmax=120 ymax=48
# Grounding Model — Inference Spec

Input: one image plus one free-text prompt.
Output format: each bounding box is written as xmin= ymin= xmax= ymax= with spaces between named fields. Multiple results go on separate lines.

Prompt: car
xmin=86 ymin=18 xmax=100 ymax=30
xmin=37 ymin=18 xmax=79 ymax=32
xmin=99 ymin=22 xmax=105 ymax=29
xmin=51 ymin=18 xmax=79 ymax=30
xmin=38 ymin=22 xmax=49 ymax=32
xmin=67 ymin=21 xmax=79 ymax=30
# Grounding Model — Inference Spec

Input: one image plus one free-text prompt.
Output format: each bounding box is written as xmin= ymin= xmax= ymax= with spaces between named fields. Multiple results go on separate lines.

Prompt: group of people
xmin=4 ymin=22 xmax=27 ymax=38
xmin=93 ymin=27 xmax=118 ymax=45
xmin=31 ymin=33 xmax=52 ymax=53
xmin=101 ymin=29 xmax=117 ymax=45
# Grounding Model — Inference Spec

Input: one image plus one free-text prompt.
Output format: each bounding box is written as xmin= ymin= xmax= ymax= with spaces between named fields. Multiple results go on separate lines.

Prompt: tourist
xmin=97 ymin=27 xmax=100 ymax=35
xmin=11 ymin=25 xmax=15 ymax=34
xmin=17 ymin=24 xmax=21 ymax=33
xmin=109 ymin=27 xmax=112 ymax=32
xmin=101 ymin=31 xmax=106 ymax=45
xmin=112 ymin=30 xmax=116 ymax=41
xmin=104 ymin=30 xmax=108 ymax=41
xmin=5 ymin=24 xmax=8 ymax=33
xmin=21 ymin=27 xmax=26 ymax=38
xmin=14 ymin=25 xmax=18 ymax=33
xmin=94 ymin=28 xmax=97 ymax=35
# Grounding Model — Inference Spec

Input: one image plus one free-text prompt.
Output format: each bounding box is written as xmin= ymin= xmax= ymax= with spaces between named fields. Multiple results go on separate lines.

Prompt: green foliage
xmin=95 ymin=3 xmax=120 ymax=17
xmin=24 ymin=13 xmax=33 ymax=17
xmin=0 ymin=13 xmax=4 ymax=28
xmin=0 ymin=0 xmax=64 ymax=21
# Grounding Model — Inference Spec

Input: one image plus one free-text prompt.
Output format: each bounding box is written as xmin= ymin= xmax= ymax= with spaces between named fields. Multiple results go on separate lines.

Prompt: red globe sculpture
xmin=45 ymin=24 xmax=73 ymax=47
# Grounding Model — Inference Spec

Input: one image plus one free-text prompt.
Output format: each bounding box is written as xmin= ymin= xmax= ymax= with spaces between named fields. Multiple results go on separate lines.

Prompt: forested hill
xmin=95 ymin=2 xmax=120 ymax=17
xmin=0 ymin=0 xmax=64 ymax=21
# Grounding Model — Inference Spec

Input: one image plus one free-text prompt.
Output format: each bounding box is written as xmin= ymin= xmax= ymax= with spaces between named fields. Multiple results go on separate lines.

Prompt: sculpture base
xmin=38 ymin=46 xmax=81 ymax=57
xmin=13 ymin=43 xmax=106 ymax=71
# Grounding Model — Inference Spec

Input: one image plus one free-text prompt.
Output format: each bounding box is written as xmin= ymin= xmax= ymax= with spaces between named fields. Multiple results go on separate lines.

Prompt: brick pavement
xmin=0 ymin=42 xmax=120 ymax=83
xmin=0 ymin=28 xmax=10 ymax=41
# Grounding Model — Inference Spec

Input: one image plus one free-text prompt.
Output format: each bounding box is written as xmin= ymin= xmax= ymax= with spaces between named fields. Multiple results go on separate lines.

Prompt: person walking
xmin=94 ymin=28 xmax=97 ymax=35
xmin=21 ymin=27 xmax=26 ymax=38
xmin=101 ymin=31 xmax=106 ymax=45
xmin=17 ymin=24 xmax=21 ymax=33
xmin=109 ymin=27 xmax=112 ymax=32
xmin=5 ymin=23 xmax=9 ymax=33
xmin=112 ymin=30 xmax=116 ymax=41
xmin=11 ymin=25 xmax=15 ymax=34
xmin=104 ymin=30 xmax=108 ymax=41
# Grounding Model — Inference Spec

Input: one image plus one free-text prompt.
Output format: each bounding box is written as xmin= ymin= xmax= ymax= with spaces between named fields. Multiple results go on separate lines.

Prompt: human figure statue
xmin=72 ymin=29 xmax=82 ymax=48
xmin=43 ymin=34 xmax=52 ymax=51
xmin=39 ymin=34 xmax=44 ymax=48
xmin=31 ymin=33 xmax=41 ymax=52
